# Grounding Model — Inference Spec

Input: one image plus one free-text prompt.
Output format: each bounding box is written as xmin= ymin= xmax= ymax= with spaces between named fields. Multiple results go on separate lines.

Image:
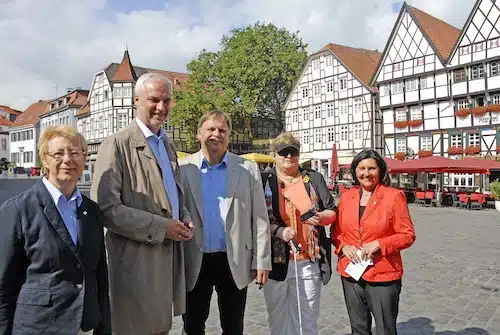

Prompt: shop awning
xmin=389 ymin=156 xmax=492 ymax=174
xmin=240 ymin=153 xmax=274 ymax=163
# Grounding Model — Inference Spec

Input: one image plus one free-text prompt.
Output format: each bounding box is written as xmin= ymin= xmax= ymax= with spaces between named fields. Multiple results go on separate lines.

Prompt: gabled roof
xmin=321 ymin=43 xmax=381 ymax=87
xmin=112 ymin=50 xmax=138 ymax=82
xmin=407 ymin=5 xmax=461 ymax=61
xmin=40 ymin=89 xmax=89 ymax=117
xmin=75 ymin=101 xmax=90 ymax=118
xmin=11 ymin=100 xmax=48 ymax=127
xmin=0 ymin=116 xmax=12 ymax=126
xmin=371 ymin=2 xmax=461 ymax=84
xmin=0 ymin=105 xmax=22 ymax=115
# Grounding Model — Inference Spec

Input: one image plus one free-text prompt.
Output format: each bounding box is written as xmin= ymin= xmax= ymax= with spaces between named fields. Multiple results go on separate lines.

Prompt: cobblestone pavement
xmin=170 ymin=205 xmax=500 ymax=335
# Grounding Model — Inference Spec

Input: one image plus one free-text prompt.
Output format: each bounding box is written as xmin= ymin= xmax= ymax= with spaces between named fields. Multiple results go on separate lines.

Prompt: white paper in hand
xmin=344 ymin=249 xmax=374 ymax=281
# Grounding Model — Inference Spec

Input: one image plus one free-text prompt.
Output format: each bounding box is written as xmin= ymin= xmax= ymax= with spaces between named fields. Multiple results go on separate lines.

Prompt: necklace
xmin=277 ymin=171 xmax=300 ymax=184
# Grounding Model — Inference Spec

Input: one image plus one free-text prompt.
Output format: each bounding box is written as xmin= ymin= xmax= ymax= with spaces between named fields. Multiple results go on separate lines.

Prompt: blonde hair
xmin=271 ymin=132 xmax=300 ymax=152
xmin=197 ymin=110 xmax=232 ymax=133
xmin=39 ymin=125 xmax=87 ymax=171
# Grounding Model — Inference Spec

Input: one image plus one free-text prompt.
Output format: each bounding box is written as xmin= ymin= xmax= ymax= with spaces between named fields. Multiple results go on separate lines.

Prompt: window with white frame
xmin=340 ymin=77 xmax=347 ymax=90
xmin=326 ymin=81 xmax=333 ymax=93
xmin=292 ymin=110 xmax=298 ymax=122
xmin=491 ymin=93 xmax=500 ymax=104
xmin=457 ymin=99 xmax=468 ymax=110
xmin=471 ymin=64 xmax=485 ymax=79
xmin=326 ymin=55 xmax=332 ymax=67
xmin=410 ymin=106 xmax=422 ymax=120
xmin=419 ymin=77 xmax=428 ymax=89
xmin=396 ymin=138 xmax=406 ymax=153
xmin=382 ymin=85 xmax=389 ymax=96
xmin=313 ymin=59 xmax=320 ymax=70
xmin=326 ymin=103 xmax=334 ymax=117
xmin=490 ymin=61 xmax=500 ymax=77
xmin=450 ymin=134 xmax=462 ymax=148
xmin=302 ymin=107 xmax=309 ymax=121
xmin=117 ymin=114 xmax=128 ymax=130
xmin=302 ymin=87 xmax=308 ymax=98
xmin=475 ymin=42 xmax=484 ymax=52
xmin=469 ymin=133 xmax=480 ymax=147
xmin=303 ymin=130 xmax=309 ymax=144
xmin=416 ymin=57 xmax=425 ymax=66
xmin=340 ymin=126 xmax=348 ymax=141
xmin=490 ymin=38 xmax=500 ymax=48
xmin=405 ymin=78 xmax=418 ymax=91
xmin=113 ymin=87 xmax=123 ymax=98
xmin=315 ymin=129 xmax=322 ymax=143
xmin=460 ymin=46 xmax=470 ymax=55
xmin=327 ymin=127 xmax=334 ymax=142
xmin=354 ymin=98 xmax=362 ymax=114
xmin=395 ymin=109 xmax=407 ymax=121
xmin=454 ymin=69 xmax=467 ymax=83
xmin=391 ymin=81 xmax=404 ymax=94
xmin=313 ymin=84 xmax=321 ymax=96
xmin=339 ymin=100 xmax=348 ymax=115
xmin=421 ymin=136 xmax=432 ymax=151
xmin=314 ymin=105 xmax=321 ymax=119
xmin=354 ymin=123 xmax=362 ymax=140
xmin=98 ymin=115 xmax=103 ymax=129
xmin=393 ymin=62 xmax=401 ymax=71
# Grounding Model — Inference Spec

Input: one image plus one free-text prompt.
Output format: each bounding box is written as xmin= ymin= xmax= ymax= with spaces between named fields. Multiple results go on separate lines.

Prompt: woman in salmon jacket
xmin=332 ymin=149 xmax=416 ymax=335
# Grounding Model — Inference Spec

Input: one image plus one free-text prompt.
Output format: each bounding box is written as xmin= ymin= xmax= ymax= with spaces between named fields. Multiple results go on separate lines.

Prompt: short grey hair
xmin=135 ymin=72 xmax=173 ymax=98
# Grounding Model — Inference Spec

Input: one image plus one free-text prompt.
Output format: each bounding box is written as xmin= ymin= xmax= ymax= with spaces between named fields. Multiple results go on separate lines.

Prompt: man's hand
xmin=165 ymin=219 xmax=193 ymax=242
xmin=361 ymin=240 xmax=380 ymax=260
xmin=255 ymin=270 xmax=269 ymax=289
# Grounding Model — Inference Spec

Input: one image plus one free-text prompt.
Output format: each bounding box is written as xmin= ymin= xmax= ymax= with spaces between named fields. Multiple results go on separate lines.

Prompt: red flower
xmin=464 ymin=146 xmax=481 ymax=155
xmin=394 ymin=152 xmax=406 ymax=161
xmin=408 ymin=119 xmax=423 ymax=127
xmin=394 ymin=121 xmax=408 ymax=128
xmin=447 ymin=146 xmax=463 ymax=155
xmin=471 ymin=106 xmax=488 ymax=116
xmin=455 ymin=109 xmax=470 ymax=118
xmin=418 ymin=150 xmax=433 ymax=158
xmin=487 ymin=104 xmax=500 ymax=113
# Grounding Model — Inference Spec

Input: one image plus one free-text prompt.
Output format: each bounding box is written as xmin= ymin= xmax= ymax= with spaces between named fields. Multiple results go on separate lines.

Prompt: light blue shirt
xmin=200 ymin=152 xmax=228 ymax=253
xmin=136 ymin=119 xmax=179 ymax=219
xmin=42 ymin=177 xmax=83 ymax=245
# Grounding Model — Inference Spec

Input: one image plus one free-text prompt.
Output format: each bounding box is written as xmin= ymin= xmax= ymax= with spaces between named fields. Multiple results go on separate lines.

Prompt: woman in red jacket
xmin=332 ymin=149 xmax=415 ymax=335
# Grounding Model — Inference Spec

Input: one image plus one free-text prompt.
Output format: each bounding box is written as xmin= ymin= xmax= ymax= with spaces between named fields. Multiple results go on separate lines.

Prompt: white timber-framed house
xmin=283 ymin=43 xmax=382 ymax=179
xmin=76 ymin=50 xmax=189 ymax=177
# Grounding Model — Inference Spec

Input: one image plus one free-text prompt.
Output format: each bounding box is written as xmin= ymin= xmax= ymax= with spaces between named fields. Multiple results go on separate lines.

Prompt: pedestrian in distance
xmin=0 ymin=125 xmax=111 ymax=334
xmin=179 ymin=110 xmax=272 ymax=335
xmin=261 ymin=132 xmax=337 ymax=335
xmin=91 ymin=72 xmax=193 ymax=335
xmin=332 ymin=149 xmax=416 ymax=335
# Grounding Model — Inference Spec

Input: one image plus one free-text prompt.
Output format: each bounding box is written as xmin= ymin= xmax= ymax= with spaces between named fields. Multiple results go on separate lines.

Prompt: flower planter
xmin=464 ymin=146 xmax=481 ymax=155
xmin=418 ymin=150 xmax=433 ymax=158
xmin=455 ymin=109 xmax=470 ymax=118
xmin=471 ymin=106 xmax=488 ymax=117
xmin=447 ymin=146 xmax=463 ymax=155
xmin=394 ymin=121 xmax=408 ymax=129
xmin=496 ymin=145 xmax=500 ymax=154
xmin=394 ymin=152 xmax=406 ymax=161
xmin=408 ymin=119 xmax=423 ymax=127
xmin=487 ymin=104 xmax=500 ymax=113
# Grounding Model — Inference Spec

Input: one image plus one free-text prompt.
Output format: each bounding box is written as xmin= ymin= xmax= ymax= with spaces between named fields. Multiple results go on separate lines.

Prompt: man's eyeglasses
xmin=277 ymin=148 xmax=299 ymax=157
xmin=46 ymin=151 xmax=85 ymax=161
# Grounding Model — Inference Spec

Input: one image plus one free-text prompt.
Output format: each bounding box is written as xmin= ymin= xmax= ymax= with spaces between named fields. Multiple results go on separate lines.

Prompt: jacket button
xmin=76 ymin=263 xmax=81 ymax=269
xmin=76 ymin=283 xmax=83 ymax=290
xmin=147 ymin=235 xmax=153 ymax=241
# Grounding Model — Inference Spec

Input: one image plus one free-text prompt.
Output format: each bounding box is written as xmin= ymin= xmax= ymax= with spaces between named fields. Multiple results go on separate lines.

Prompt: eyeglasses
xmin=46 ymin=150 xmax=85 ymax=161
xmin=277 ymin=148 xmax=299 ymax=157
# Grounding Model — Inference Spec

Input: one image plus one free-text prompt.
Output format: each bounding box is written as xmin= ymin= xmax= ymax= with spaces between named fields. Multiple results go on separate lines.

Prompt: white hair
xmin=134 ymin=72 xmax=173 ymax=98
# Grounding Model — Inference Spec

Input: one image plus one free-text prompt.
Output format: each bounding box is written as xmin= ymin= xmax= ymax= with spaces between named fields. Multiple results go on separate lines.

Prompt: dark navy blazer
xmin=0 ymin=180 xmax=111 ymax=334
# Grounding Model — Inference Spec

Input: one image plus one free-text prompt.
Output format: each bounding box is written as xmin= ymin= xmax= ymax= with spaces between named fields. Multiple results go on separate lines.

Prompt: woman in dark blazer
xmin=261 ymin=132 xmax=337 ymax=335
xmin=332 ymin=149 xmax=415 ymax=335
xmin=0 ymin=125 xmax=111 ymax=335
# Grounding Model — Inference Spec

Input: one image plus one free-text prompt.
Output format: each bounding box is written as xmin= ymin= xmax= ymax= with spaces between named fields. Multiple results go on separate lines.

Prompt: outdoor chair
xmin=469 ymin=193 xmax=484 ymax=210
xmin=458 ymin=194 xmax=469 ymax=210
xmin=425 ymin=191 xmax=435 ymax=207
xmin=450 ymin=193 xmax=461 ymax=208
xmin=415 ymin=191 xmax=425 ymax=206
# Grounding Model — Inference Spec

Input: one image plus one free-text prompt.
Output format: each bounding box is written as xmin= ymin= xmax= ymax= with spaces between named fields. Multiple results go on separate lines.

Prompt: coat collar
xmin=349 ymin=184 xmax=385 ymax=224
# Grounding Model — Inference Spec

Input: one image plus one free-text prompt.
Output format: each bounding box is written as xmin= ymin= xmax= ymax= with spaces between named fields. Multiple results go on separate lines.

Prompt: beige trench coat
xmin=91 ymin=120 xmax=191 ymax=335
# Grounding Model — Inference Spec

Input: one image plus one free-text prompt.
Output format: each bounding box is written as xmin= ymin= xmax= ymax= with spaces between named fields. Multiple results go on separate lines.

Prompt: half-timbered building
xmin=283 ymin=43 xmax=382 ymax=178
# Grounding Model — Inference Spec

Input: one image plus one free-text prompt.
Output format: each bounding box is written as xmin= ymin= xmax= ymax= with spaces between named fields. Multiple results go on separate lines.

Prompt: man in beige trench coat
xmin=91 ymin=72 xmax=193 ymax=335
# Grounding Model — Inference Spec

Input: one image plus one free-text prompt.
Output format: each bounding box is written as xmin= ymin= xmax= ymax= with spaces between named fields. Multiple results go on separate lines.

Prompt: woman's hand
xmin=341 ymin=245 xmax=362 ymax=263
xmin=361 ymin=240 xmax=380 ymax=260
xmin=304 ymin=210 xmax=337 ymax=226
xmin=277 ymin=227 xmax=296 ymax=242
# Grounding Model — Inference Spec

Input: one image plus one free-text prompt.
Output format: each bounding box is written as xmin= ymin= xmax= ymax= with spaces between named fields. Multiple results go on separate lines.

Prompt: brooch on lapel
xmin=303 ymin=176 xmax=310 ymax=183
xmin=83 ymin=211 xmax=87 ymax=216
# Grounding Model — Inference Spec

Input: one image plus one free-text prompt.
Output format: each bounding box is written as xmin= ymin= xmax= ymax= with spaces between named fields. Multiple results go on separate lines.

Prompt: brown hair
xmin=197 ymin=110 xmax=232 ymax=133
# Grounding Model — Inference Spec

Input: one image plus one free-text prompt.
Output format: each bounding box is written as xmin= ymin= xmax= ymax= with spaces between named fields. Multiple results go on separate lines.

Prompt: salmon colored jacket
xmin=332 ymin=184 xmax=416 ymax=282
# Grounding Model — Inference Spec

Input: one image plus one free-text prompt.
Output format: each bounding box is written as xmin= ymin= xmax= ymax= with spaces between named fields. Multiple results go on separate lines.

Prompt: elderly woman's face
xmin=274 ymin=147 xmax=300 ymax=172
xmin=355 ymin=158 xmax=380 ymax=190
xmin=44 ymin=137 xmax=85 ymax=185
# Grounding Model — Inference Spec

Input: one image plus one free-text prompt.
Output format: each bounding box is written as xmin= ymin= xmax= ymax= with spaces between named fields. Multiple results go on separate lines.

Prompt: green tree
xmin=170 ymin=22 xmax=307 ymax=145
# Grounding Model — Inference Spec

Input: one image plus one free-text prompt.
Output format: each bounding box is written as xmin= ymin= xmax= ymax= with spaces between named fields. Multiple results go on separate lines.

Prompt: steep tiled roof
xmin=111 ymin=50 xmax=138 ymax=82
xmin=407 ymin=5 xmax=461 ymax=61
xmin=40 ymin=90 xmax=89 ymax=117
xmin=0 ymin=116 xmax=12 ymax=126
xmin=75 ymin=101 xmax=90 ymax=118
xmin=0 ymin=105 xmax=22 ymax=115
xmin=11 ymin=100 xmax=48 ymax=127
xmin=321 ymin=43 xmax=382 ymax=87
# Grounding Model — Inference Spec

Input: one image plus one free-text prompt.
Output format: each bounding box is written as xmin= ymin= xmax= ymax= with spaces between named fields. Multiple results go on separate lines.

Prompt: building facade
xmin=0 ymin=105 xmax=22 ymax=162
xmin=373 ymin=0 xmax=500 ymax=189
xmin=9 ymin=101 xmax=48 ymax=169
xmin=40 ymin=89 xmax=89 ymax=132
xmin=283 ymin=43 xmax=382 ymax=178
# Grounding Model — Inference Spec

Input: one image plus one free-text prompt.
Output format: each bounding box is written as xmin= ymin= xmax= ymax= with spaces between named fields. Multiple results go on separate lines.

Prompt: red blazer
xmin=332 ymin=184 xmax=415 ymax=282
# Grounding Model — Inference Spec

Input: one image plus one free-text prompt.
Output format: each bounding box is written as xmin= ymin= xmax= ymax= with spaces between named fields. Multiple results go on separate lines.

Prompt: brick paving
xmin=170 ymin=205 xmax=500 ymax=335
